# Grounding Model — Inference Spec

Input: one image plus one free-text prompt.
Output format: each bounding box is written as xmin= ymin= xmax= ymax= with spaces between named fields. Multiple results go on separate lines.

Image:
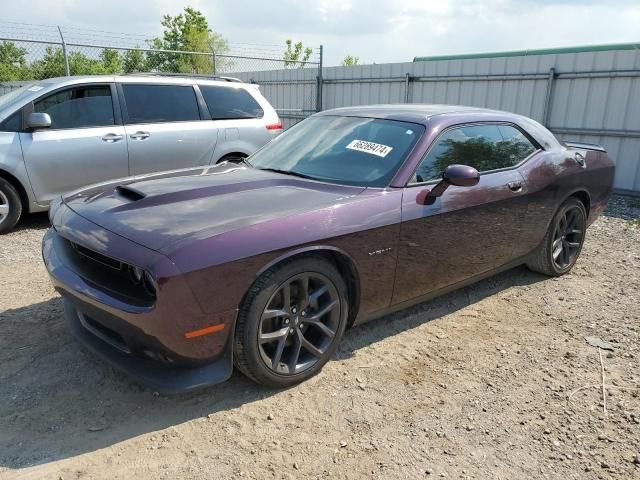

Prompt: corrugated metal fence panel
xmin=2 ymin=47 xmax=639 ymax=191
xmin=233 ymin=47 xmax=640 ymax=192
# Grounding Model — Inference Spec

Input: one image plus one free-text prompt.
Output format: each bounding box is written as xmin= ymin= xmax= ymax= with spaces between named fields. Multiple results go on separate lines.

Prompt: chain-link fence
xmin=0 ymin=22 xmax=323 ymax=127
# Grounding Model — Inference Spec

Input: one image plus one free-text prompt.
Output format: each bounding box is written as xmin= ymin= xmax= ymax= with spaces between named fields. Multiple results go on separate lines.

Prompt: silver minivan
xmin=0 ymin=74 xmax=282 ymax=233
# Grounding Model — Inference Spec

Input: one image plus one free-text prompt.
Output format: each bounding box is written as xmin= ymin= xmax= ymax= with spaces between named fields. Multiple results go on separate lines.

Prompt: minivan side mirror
xmin=416 ymin=164 xmax=480 ymax=205
xmin=27 ymin=112 xmax=52 ymax=130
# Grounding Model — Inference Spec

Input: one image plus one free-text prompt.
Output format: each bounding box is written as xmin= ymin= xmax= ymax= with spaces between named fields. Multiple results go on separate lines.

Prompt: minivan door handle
xmin=102 ymin=133 xmax=123 ymax=143
xmin=130 ymin=131 xmax=150 ymax=140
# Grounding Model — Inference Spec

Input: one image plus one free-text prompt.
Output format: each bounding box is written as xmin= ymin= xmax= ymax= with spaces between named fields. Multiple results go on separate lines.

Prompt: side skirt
xmin=352 ymin=254 xmax=531 ymax=326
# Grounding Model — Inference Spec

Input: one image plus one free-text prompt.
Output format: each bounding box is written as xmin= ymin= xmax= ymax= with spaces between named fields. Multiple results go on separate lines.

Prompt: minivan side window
xmin=0 ymin=111 xmax=21 ymax=132
xmin=122 ymin=84 xmax=201 ymax=124
xmin=33 ymin=86 xmax=114 ymax=129
xmin=200 ymin=85 xmax=264 ymax=119
xmin=411 ymin=123 xmax=536 ymax=183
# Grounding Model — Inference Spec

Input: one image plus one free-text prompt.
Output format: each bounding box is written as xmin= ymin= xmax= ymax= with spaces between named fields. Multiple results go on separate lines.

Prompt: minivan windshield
xmin=247 ymin=115 xmax=424 ymax=187
xmin=0 ymin=83 xmax=49 ymax=114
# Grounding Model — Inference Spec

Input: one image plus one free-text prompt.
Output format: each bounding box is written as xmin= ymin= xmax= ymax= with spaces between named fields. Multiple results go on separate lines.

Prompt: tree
xmin=342 ymin=55 xmax=359 ymax=66
xmin=122 ymin=48 xmax=147 ymax=73
xmin=0 ymin=41 xmax=32 ymax=81
xmin=283 ymin=39 xmax=313 ymax=69
xmin=147 ymin=6 xmax=229 ymax=74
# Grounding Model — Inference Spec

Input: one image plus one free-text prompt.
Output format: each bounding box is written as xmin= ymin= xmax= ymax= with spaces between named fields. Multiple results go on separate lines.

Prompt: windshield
xmin=0 ymin=83 xmax=48 ymax=114
xmin=247 ymin=115 xmax=424 ymax=187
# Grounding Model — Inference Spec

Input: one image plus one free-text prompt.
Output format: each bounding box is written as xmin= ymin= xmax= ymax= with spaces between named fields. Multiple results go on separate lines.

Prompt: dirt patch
xmin=0 ymin=202 xmax=639 ymax=479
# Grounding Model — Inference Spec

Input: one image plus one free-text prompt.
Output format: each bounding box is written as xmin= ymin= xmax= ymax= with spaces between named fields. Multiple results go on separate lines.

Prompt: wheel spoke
xmin=282 ymin=283 xmax=291 ymax=312
xmin=288 ymin=332 xmax=303 ymax=372
xmin=301 ymin=337 xmax=324 ymax=358
xmin=567 ymin=229 xmax=582 ymax=236
xmin=0 ymin=204 xmax=8 ymax=216
xmin=271 ymin=336 xmax=287 ymax=369
xmin=261 ymin=309 xmax=287 ymax=321
xmin=561 ymin=240 xmax=571 ymax=265
xmin=306 ymin=320 xmax=335 ymax=339
xmin=259 ymin=325 xmax=290 ymax=344
xmin=308 ymin=285 xmax=328 ymax=310
xmin=309 ymin=299 xmax=338 ymax=321
xmin=566 ymin=241 xmax=580 ymax=248
xmin=297 ymin=274 xmax=309 ymax=308
xmin=552 ymin=239 xmax=563 ymax=260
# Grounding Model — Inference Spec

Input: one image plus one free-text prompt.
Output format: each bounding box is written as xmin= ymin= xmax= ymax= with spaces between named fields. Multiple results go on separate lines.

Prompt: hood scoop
xmin=116 ymin=185 xmax=147 ymax=201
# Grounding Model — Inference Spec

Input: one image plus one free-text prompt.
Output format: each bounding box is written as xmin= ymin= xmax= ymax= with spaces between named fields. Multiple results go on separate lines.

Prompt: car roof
xmin=317 ymin=104 xmax=509 ymax=125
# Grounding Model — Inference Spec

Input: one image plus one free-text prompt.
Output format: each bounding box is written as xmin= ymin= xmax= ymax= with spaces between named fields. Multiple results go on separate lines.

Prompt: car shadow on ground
xmin=13 ymin=212 xmax=50 ymax=232
xmin=0 ymin=265 xmax=546 ymax=470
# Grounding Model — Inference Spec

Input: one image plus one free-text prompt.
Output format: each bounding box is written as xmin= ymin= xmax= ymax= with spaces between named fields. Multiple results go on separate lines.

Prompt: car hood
xmin=62 ymin=164 xmax=365 ymax=253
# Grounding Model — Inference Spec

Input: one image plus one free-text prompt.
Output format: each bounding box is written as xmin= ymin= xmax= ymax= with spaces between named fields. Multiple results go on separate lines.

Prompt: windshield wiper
xmin=257 ymin=167 xmax=316 ymax=181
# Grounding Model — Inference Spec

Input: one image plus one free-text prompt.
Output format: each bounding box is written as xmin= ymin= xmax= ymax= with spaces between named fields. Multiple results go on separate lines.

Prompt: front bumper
xmin=64 ymin=297 xmax=232 ymax=393
xmin=42 ymin=208 xmax=236 ymax=393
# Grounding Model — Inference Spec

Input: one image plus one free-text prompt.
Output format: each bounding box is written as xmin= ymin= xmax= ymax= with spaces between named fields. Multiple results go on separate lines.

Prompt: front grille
xmin=72 ymin=242 xmax=123 ymax=270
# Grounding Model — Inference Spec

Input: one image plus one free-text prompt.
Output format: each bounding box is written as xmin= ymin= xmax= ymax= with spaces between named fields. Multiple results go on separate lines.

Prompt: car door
xmin=392 ymin=123 xmax=538 ymax=305
xmin=119 ymin=83 xmax=218 ymax=175
xmin=19 ymin=84 xmax=128 ymax=205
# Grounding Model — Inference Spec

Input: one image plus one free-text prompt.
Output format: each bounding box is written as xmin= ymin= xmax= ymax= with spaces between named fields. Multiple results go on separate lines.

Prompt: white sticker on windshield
xmin=28 ymin=86 xmax=44 ymax=92
xmin=346 ymin=139 xmax=393 ymax=158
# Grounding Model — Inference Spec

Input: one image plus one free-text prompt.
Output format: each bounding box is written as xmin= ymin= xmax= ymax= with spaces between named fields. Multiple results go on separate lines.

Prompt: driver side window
xmin=33 ymin=85 xmax=115 ymax=130
xmin=411 ymin=123 xmax=536 ymax=183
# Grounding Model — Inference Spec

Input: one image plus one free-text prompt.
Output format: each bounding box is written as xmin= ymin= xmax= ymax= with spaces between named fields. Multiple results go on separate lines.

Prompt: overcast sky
xmin=3 ymin=0 xmax=640 ymax=66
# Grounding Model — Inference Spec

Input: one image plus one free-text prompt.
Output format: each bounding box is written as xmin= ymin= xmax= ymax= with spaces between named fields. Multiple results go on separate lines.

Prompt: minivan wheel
xmin=234 ymin=256 xmax=349 ymax=387
xmin=0 ymin=178 xmax=22 ymax=234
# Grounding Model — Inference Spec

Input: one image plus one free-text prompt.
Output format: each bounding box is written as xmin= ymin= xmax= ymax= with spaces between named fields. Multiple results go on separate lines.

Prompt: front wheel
xmin=526 ymin=197 xmax=587 ymax=276
xmin=234 ymin=256 xmax=349 ymax=387
xmin=0 ymin=178 xmax=23 ymax=235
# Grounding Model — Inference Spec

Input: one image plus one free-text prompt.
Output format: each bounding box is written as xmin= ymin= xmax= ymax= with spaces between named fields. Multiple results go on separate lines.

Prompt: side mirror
xmin=27 ymin=112 xmax=52 ymax=130
xmin=442 ymin=164 xmax=480 ymax=187
xmin=417 ymin=164 xmax=480 ymax=205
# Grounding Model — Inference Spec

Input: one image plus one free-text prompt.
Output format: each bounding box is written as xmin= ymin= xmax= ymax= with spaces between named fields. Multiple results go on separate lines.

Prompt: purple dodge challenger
xmin=42 ymin=105 xmax=615 ymax=392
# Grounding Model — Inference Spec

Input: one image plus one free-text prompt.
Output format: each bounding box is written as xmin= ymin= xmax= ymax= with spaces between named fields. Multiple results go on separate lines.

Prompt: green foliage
xmin=342 ymin=55 xmax=359 ymax=66
xmin=0 ymin=42 xmax=33 ymax=80
xmin=0 ymin=7 xmax=230 ymax=81
xmin=283 ymin=39 xmax=313 ymax=69
xmin=147 ymin=6 xmax=229 ymax=74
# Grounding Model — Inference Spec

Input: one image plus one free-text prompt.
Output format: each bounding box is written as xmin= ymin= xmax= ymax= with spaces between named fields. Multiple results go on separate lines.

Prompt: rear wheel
xmin=526 ymin=197 xmax=587 ymax=276
xmin=0 ymin=178 xmax=22 ymax=235
xmin=234 ymin=256 xmax=349 ymax=387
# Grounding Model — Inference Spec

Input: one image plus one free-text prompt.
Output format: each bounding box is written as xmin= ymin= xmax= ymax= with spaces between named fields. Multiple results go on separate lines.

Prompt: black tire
xmin=526 ymin=197 xmax=587 ymax=276
xmin=234 ymin=256 xmax=349 ymax=387
xmin=0 ymin=178 xmax=23 ymax=235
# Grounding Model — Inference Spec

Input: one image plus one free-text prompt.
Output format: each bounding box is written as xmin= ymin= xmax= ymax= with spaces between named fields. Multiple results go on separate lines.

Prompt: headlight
xmin=143 ymin=271 xmax=157 ymax=297
xmin=129 ymin=265 xmax=144 ymax=284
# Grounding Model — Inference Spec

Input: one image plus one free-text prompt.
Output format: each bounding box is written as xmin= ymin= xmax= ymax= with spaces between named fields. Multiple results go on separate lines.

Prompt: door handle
xmin=130 ymin=131 xmax=150 ymax=140
xmin=102 ymin=133 xmax=123 ymax=143
xmin=507 ymin=181 xmax=523 ymax=192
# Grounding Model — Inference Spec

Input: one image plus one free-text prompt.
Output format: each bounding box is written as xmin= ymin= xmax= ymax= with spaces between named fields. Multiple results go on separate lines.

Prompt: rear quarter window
xmin=200 ymin=85 xmax=264 ymax=119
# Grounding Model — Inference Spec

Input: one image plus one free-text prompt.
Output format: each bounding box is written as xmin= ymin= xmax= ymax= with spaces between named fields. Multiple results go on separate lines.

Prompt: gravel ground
xmin=0 ymin=196 xmax=639 ymax=480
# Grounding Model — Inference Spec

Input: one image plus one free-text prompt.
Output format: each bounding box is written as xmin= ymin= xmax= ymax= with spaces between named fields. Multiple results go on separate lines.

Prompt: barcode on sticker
xmin=346 ymin=139 xmax=393 ymax=158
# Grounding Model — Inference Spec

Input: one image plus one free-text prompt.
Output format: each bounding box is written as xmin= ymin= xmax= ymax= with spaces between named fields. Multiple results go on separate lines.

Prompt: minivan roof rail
xmin=123 ymin=72 xmax=244 ymax=83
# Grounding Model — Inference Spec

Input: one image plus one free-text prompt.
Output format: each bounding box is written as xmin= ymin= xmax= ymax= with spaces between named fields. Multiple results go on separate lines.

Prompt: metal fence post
xmin=57 ymin=26 xmax=70 ymax=76
xmin=210 ymin=43 xmax=217 ymax=75
xmin=404 ymin=73 xmax=411 ymax=103
xmin=316 ymin=45 xmax=323 ymax=112
xmin=542 ymin=67 xmax=556 ymax=126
